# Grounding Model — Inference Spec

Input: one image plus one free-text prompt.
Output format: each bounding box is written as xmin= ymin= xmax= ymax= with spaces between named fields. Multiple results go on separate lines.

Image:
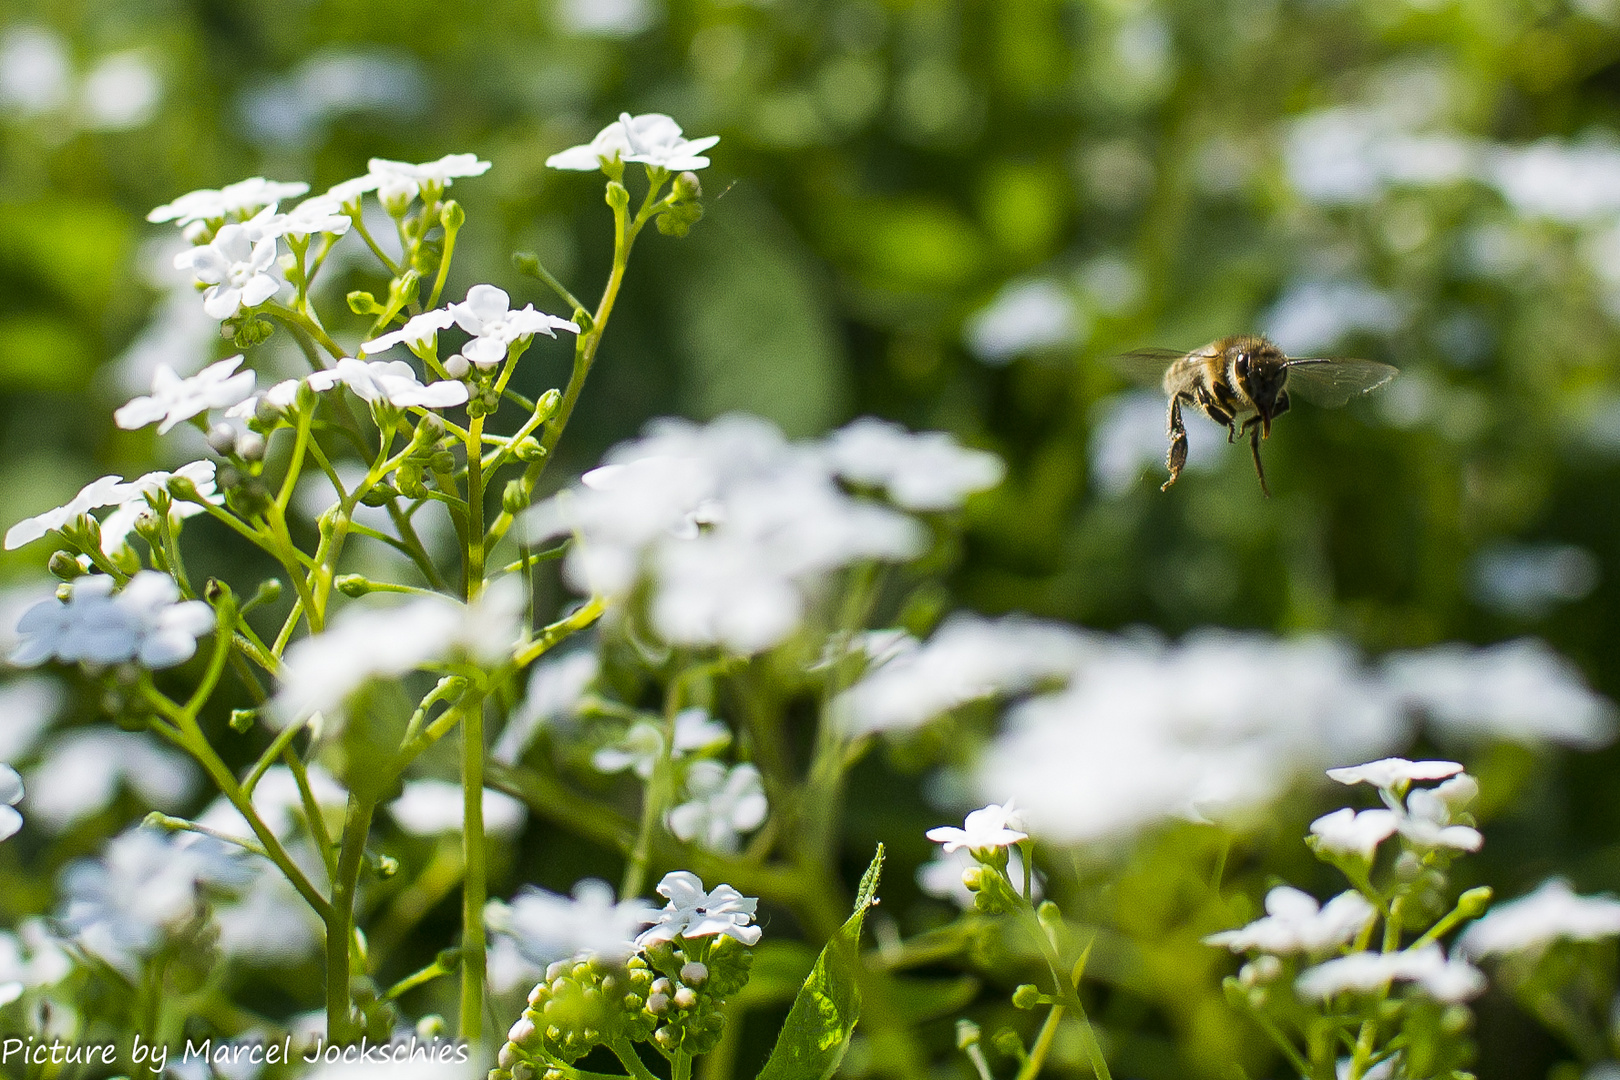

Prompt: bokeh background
xmin=5 ymin=0 xmax=1620 ymax=1076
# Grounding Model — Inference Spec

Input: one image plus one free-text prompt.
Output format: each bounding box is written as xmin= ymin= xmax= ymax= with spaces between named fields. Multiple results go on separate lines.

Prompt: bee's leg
xmin=1248 ymin=423 xmax=1271 ymax=498
xmin=1272 ymin=389 xmax=1291 ymax=420
xmin=1162 ymin=395 xmax=1189 ymax=491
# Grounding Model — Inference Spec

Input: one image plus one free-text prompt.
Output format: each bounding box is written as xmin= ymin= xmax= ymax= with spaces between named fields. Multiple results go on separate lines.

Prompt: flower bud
xmin=1441 ymin=1004 xmax=1472 ymax=1034
xmin=229 ymin=708 xmax=257 ymax=733
xmin=990 ymin=1029 xmax=1025 ymax=1059
xmin=509 ymin=1017 xmax=537 ymax=1045
xmin=429 ymin=450 xmax=457 ymax=474
xmin=1394 ymin=851 xmax=1423 ymax=881
xmin=679 ymin=962 xmax=708 ymax=986
xmin=673 ymin=986 xmax=697 ymax=1009
xmin=1011 ymin=984 xmax=1040 ymax=1010
xmin=238 ymin=432 xmax=266 ymax=462
xmin=673 ymin=171 xmax=702 ymax=201
xmin=442 ymin=200 xmax=466 ymax=230
xmin=445 ymin=354 xmax=471 ymax=379
xmin=168 ymin=475 xmax=204 ymax=503
xmin=207 ymin=424 xmax=238 ymax=455
xmin=348 ymin=290 xmax=385 ymax=316
xmin=47 ymin=551 xmax=87 ymax=581
xmin=653 ymin=1027 xmax=678 ymax=1050
xmin=606 ymin=181 xmax=631 ymax=212
xmin=514 ymin=436 xmax=545 ymax=463
xmin=498 ymin=1045 xmax=520 ymax=1069
xmin=336 ymin=574 xmax=372 ymax=598
xmin=646 ymin=992 xmax=670 ymax=1015
xmin=503 ymin=480 xmax=530 ymax=514
xmin=1456 ymin=885 xmax=1493 ymax=918
xmin=955 ymin=1018 xmax=981 ymax=1050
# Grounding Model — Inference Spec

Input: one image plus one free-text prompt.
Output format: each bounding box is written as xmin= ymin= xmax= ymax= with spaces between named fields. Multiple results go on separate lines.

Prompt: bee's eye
xmin=1235 ymin=355 xmax=1249 ymax=375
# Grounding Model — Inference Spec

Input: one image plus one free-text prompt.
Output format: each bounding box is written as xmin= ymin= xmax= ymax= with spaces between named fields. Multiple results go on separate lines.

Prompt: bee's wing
xmin=1110 ymin=347 xmax=1190 ymax=387
xmin=1282 ymin=358 xmax=1399 ymax=408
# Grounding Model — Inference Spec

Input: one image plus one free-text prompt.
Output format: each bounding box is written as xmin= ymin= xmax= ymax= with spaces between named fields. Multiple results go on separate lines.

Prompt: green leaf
xmin=754 ymin=845 xmax=884 ymax=1080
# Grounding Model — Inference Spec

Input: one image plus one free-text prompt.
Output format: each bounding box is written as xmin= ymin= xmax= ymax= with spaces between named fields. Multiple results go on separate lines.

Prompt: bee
xmin=1116 ymin=334 xmax=1398 ymax=497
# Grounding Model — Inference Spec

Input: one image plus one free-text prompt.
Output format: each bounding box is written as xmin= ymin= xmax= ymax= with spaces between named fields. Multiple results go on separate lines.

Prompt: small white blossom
xmin=174 ymin=223 xmax=281 ymax=318
xmin=248 ymin=194 xmax=352 ymax=240
xmin=325 ymin=174 xmax=380 ymax=205
xmin=58 ymin=826 xmax=248 ymax=975
xmin=1461 ymin=879 xmax=1620 ymax=958
xmin=1205 ymin=888 xmax=1376 ymax=955
xmin=448 ymin=284 xmax=579 ymax=370
xmin=0 ymin=918 xmax=71 ymax=996
xmin=366 ymin=153 xmax=491 ymax=206
xmin=5 ymin=474 xmax=129 ymax=549
xmin=1296 ymin=944 xmax=1485 ymax=1003
xmin=667 ymin=761 xmax=767 ymax=852
xmin=0 ymin=765 xmax=22 ymax=841
xmin=361 ymin=308 xmax=458 ymax=357
xmin=1398 ymin=780 xmax=1483 ymax=852
xmin=635 ymin=871 xmax=761 ymax=947
xmin=548 ymin=113 xmax=719 ymax=172
xmin=115 ymin=355 xmax=256 ymax=434
xmin=98 ymin=461 xmax=222 ymax=553
xmin=147 ymin=177 xmax=309 ymax=226
xmin=308 ymin=357 xmax=469 ymax=410
xmin=27 ymin=729 xmax=196 ymax=830
xmin=821 ymin=418 xmax=1005 ymax=511
xmin=12 ymin=572 xmax=213 ymax=669
xmin=492 ymin=650 xmax=600 ymax=765
xmin=593 ymin=709 xmax=728 ymax=779
xmin=1309 ymin=807 xmax=1400 ymax=861
xmin=926 ymin=801 xmax=1028 ymax=854
xmin=963 ymin=279 xmax=1083 ymax=364
xmin=271 ymin=581 xmax=521 ymax=726
xmin=387 ymin=779 xmax=526 ymax=837
xmin=1326 ymin=758 xmax=1464 ymax=793
xmin=225 ymin=376 xmax=304 ymax=421
xmin=486 ymin=880 xmax=656 ymax=978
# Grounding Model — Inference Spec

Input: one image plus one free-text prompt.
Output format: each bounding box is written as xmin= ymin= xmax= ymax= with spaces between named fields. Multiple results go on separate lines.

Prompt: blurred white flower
xmin=1398 ymin=775 xmax=1482 ymax=852
xmin=361 ymin=308 xmax=458 ymax=358
xmin=307 ymin=357 xmax=468 ymax=410
xmin=365 ymin=153 xmax=491 ymax=206
xmin=0 ymin=918 xmax=72 ymax=993
xmin=486 ymin=879 xmax=656 ymax=978
xmin=917 ymin=847 xmax=1039 ymax=908
xmin=272 ymin=581 xmax=522 ymax=726
xmin=239 ymin=50 xmax=427 ymax=148
xmin=822 ymin=418 xmax=1005 ymax=511
xmin=1262 ymin=279 xmax=1404 ymax=356
xmin=0 ymin=677 xmax=63 ymax=761
xmin=557 ymin=0 xmax=655 ymax=36
xmin=593 ymin=709 xmax=729 ymax=778
xmin=667 ymin=761 xmax=767 ymax=853
xmin=214 ymin=861 xmax=322 ymax=965
xmin=963 ymin=279 xmax=1084 ymax=364
xmin=12 ymin=572 xmax=214 ymax=670
xmin=1469 ymin=544 xmax=1599 ymax=619
xmin=1309 ymin=807 xmax=1399 ymax=861
xmin=547 ymin=113 xmax=719 ymax=172
xmin=27 ymin=729 xmax=197 ymax=830
xmin=837 ymin=614 xmax=1095 ymax=735
xmin=1382 ymin=640 xmax=1616 ymax=748
xmin=1205 ymin=888 xmax=1376 ymax=955
xmin=977 ymin=632 xmax=1406 ymax=844
xmin=1296 ymin=944 xmax=1484 ymax=1003
xmin=194 ymin=763 xmax=347 ymax=844
xmin=148 ymin=177 xmax=309 ymax=226
xmin=5 ymin=474 xmax=129 ymax=549
xmin=1284 ymin=106 xmax=1478 ymax=205
xmin=1488 ymin=140 xmax=1620 ymax=223
xmin=1461 ymin=879 xmax=1620 ymax=958
xmin=59 ymin=827 xmax=248 ymax=975
xmin=387 ymin=779 xmax=526 ymax=837
xmin=1325 ymin=758 xmax=1464 ymax=793
xmin=115 ymin=355 xmax=257 ymax=434
xmin=636 ymin=871 xmax=761 ymax=947
xmin=0 ymin=765 xmax=22 ymax=841
xmin=926 ymin=801 xmax=1028 ymax=854
xmin=0 ymin=28 xmax=71 ymax=115
xmin=79 ymin=52 xmax=160 ymax=130
xmin=448 ymin=285 xmax=579 ymax=370
xmin=174 ymin=223 xmax=281 ymax=319
xmin=492 ymin=650 xmax=599 ymax=765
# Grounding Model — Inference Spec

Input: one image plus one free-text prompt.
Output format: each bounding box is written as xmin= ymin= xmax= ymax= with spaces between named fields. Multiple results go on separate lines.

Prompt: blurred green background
xmin=5 ymin=0 xmax=1620 ymax=1075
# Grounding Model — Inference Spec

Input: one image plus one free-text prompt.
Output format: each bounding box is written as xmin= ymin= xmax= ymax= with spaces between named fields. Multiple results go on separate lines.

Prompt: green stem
xmin=460 ymin=409 xmax=489 ymax=1042
xmin=1016 ymin=1004 xmax=1065 ymax=1080
xmin=327 ymin=794 xmax=377 ymax=1043
xmin=609 ymin=1039 xmax=662 ymax=1080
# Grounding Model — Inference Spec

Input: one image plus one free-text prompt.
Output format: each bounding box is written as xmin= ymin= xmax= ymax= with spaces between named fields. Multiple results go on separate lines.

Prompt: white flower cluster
xmin=592 ymin=708 xmax=729 ymax=778
xmin=522 ymin=415 xmax=1002 ymax=654
xmin=486 ymin=879 xmax=657 ymax=987
xmin=635 ymin=871 xmax=762 ymax=947
xmin=1460 ymin=878 xmax=1620 ymax=959
xmin=4 ymin=461 xmax=220 ymax=551
xmin=270 ymin=580 xmax=522 ymax=727
xmin=115 ymin=355 xmax=256 ymax=434
xmin=363 ymin=285 xmax=578 ymax=375
xmin=1206 ymin=887 xmax=1376 ymax=955
xmin=1311 ymin=759 xmax=1482 ymax=860
xmin=1295 ymin=944 xmax=1484 ymax=1003
xmin=547 ymin=113 xmax=719 ymax=173
xmin=12 ymin=572 xmax=213 ymax=670
xmin=667 ymin=761 xmax=766 ymax=853
xmin=926 ymin=801 xmax=1028 ymax=854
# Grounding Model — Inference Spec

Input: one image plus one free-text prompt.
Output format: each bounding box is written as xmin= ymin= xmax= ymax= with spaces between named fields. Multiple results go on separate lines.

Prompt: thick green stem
xmin=327 ymin=795 xmax=377 ymax=1043
xmin=460 ymin=411 xmax=489 ymax=1041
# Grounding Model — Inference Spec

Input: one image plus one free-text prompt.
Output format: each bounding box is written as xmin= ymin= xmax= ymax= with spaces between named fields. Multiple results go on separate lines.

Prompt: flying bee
xmin=1115 ymin=334 xmax=1398 ymax=497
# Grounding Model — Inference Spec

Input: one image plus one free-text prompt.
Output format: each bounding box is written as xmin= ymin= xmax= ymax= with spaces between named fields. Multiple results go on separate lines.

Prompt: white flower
xmin=225 ymin=376 xmax=304 ymax=421
xmin=193 ymin=763 xmax=346 ymax=843
xmin=325 ymin=174 xmax=381 ymax=205
xmin=360 ymin=307 xmax=458 ymax=357
xmin=492 ymin=650 xmax=600 ymax=765
xmin=247 ymin=194 xmax=352 ymax=240
xmin=486 ymin=879 xmax=656 ymax=974
xmin=215 ymin=861 xmax=322 ymax=965
xmin=1461 ymin=879 xmax=1620 ymax=958
xmin=1309 ymin=807 xmax=1400 ymax=861
xmin=1205 ymin=888 xmax=1376 ymax=955
xmin=667 ymin=761 xmax=767 ymax=853
xmin=58 ymin=826 xmax=248 ymax=976
xmin=448 ymin=285 xmax=579 ymax=370
xmin=387 ymin=779 xmax=526 ymax=837
xmin=977 ymin=632 xmax=1407 ymax=845
xmin=0 ymin=677 xmax=63 ymax=761
xmin=174 ymin=223 xmax=281 ymax=318
xmin=1382 ymin=640 xmax=1617 ymax=749
xmin=0 ymin=765 xmax=22 ymax=842
xmin=635 ymin=871 xmax=762 ymax=947
xmin=918 ymin=847 xmax=1040 ymax=909
xmin=592 ymin=710 xmax=726 ymax=779
xmin=0 ymin=918 xmax=72 ymax=994
xmin=1296 ymin=944 xmax=1485 ymax=1003
xmin=926 ymin=801 xmax=1028 ymax=854
xmin=1325 ymin=758 xmax=1464 ymax=793
xmin=80 ymin=52 xmax=162 ymax=132
xmin=963 ymin=279 xmax=1084 ymax=364
xmin=115 ymin=355 xmax=257 ymax=434
xmin=308 ymin=357 xmax=468 ymax=410
xmin=26 ymin=729 xmax=197 ymax=830
xmin=147 ymin=177 xmax=309 ymax=225
xmin=1396 ymin=774 xmax=1483 ymax=852
xmin=547 ymin=113 xmax=719 ymax=172
xmin=271 ymin=582 xmax=521 ymax=726
xmin=12 ymin=572 xmax=214 ymax=669
xmin=365 ymin=153 xmax=491 ymax=206
xmin=837 ymin=614 xmax=1094 ymax=735
xmin=5 ymin=474 xmax=129 ymax=549
xmin=821 ymin=418 xmax=1005 ymax=511
xmin=98 ymin=461 xmax=223 ymax=553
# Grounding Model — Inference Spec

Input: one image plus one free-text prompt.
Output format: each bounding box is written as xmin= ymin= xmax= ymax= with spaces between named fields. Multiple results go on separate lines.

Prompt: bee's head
xmin=1232 ymin=340 xmax=1289 ymax=436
